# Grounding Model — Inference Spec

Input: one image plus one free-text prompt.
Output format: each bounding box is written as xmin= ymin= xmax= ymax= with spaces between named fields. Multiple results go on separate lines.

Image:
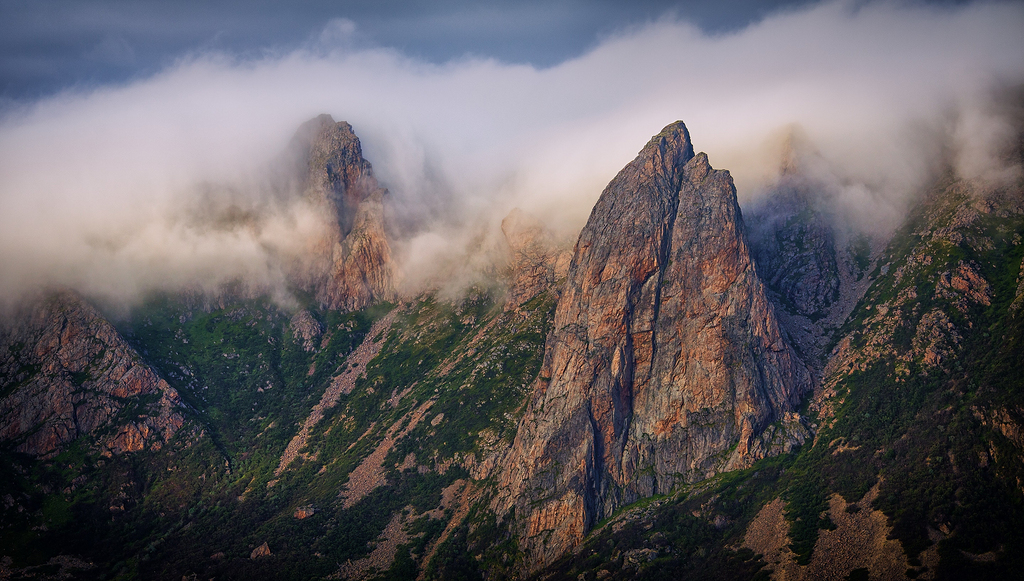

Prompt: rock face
xmin=498 ymin=122 xmax=811 ymax=567
xmin=289 ymin=309 xmax=324 ymax=352
xmin=0 ymin=292 xmax=184 ymax=457
xmin=745 ymin=184 xmax=842 ymax=320
xmin=250 ymin=542 xmax=272 ymax=560
xmin=743 ymin=162 xmax=879 ymax=374
xmin=1012 ymin=256 xmax=1024 ymax=313
xmin=294 ymin=115 xmax=396 ymax=311
xmin=500 ymin=208 xmax=571 ymax=308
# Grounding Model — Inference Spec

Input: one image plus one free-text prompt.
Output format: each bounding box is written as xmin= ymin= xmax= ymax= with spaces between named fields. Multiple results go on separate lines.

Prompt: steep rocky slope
xmin=497 ymin=122 xmax=811 ymax=568
xmin=746 ymin=184 xmax=845 ymax=320
xmin=745 ymin=174 xmax=878 ymax=375
xmin=0 ymin=291 xmax=184 ymax=458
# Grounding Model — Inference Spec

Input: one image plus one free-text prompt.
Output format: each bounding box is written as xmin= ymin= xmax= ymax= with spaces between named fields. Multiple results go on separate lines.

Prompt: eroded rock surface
xmin=746 ymin=184 xmax=843 ymax=320
xmin=0 ymin=292 xmax=184 ymax=457
xmin=498 ymin=122 xmax=810 ymax=568
xmin=289 ymin=309 xmax=324 ymax=352
xmin=744 ymin=166 xmax=879 ymax=374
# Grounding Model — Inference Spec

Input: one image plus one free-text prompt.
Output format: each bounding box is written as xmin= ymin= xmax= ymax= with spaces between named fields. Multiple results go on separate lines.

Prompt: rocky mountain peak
xmin=497 ymin=122 xmax=810 ymax=569
xmin=621 ymin=119 xmax=693 ymax=191
xmin=292 ymin=115 xmax=396 ymax=311
xmin=295 ymin=114 xmax=380 ymax=236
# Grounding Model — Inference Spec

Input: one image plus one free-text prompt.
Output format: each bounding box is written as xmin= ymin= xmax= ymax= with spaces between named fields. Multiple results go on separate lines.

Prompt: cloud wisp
xmin=1 ymin=0 xmax=1022 ymax=308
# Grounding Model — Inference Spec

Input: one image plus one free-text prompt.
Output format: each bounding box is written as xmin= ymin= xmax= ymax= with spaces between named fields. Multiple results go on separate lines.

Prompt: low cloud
xmin=1 ymin=0 xmax=1022 ymax=308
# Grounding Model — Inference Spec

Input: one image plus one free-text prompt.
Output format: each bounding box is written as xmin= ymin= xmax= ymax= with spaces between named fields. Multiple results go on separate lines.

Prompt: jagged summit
xmin=292 ymin=115 xmax=396 ymax=311
xmin=498 ymin=122 xmax=811 ymax=568
xmin=294 ymin=114 xmax=380 ymax=237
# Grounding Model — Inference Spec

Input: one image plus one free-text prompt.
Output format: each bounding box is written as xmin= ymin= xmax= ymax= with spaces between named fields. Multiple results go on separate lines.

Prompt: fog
xmin=1 ymin=0 xmax=1022 ymax=309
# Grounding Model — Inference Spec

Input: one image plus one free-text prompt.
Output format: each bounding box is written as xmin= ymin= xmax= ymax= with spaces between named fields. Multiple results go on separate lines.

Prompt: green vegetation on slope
xmin=0 ymin=287 xmax=557 ymax=580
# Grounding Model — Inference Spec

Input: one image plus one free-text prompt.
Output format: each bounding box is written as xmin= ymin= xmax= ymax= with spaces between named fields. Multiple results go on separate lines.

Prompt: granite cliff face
xmin=498 ymin=122 xmax=811 ymax=567
xmin=294 ymin=115 xmax=396 ymax=311
xmin=0 ymin=292 xmax=184 ymax=458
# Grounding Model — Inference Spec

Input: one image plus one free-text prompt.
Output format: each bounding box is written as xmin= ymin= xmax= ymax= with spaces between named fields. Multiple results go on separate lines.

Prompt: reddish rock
xmin=497 ymin=122 xmax=810 ymax=568
xmin=0 ymin=291 xmax=184 ymax=458
xmin=250 ymin=542 xmax=272 ymax=560
xmin=1012 ymin=257 xmax=1024 ymax=313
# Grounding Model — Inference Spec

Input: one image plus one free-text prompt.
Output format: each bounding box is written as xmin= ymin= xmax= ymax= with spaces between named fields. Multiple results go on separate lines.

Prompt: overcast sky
xmin=1 ymin=0 xmax=847 ymax=100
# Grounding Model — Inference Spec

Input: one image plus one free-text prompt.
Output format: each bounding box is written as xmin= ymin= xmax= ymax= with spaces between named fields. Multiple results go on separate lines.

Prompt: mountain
xmin=537 ymin=159 xmax=1024 ymax=581
xmin=1 ymin=117 xmax=1022 ymax=581
xmin=497 ymin=122 xmax=810 ymax=569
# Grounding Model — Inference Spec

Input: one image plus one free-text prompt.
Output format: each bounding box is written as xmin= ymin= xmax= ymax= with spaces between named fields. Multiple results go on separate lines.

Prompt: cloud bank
xmin=1 ymin=0 xmax=1022 ymax=308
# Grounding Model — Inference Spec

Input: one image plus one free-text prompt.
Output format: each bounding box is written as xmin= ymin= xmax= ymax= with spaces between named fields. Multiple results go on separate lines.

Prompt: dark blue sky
xmin=0 ymin=0 xmax=830 ymax=100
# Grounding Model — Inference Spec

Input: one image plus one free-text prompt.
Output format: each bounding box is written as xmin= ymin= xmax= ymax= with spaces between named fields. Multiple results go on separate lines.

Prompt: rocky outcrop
xmin=1012 ymin=256 xmax=1024 ymax=313
xmin=250 ymin=542 xmax=272 ymax=560
xmin=497 ymin=122 xmax=810 ymax=567
xmin=293 ymin=115 xmax=396 ymax=311
xmin=500 ymin=208 xmax=571 ymax=308
xmin=0 ymin=292 xmax=184 ymax=458
xmin=289 ymin=309 xmax=324 ymax=352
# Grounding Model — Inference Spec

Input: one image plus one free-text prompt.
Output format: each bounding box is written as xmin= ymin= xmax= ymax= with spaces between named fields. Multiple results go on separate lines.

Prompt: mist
xmin=1 ymin=0 xmax=1022 ymax=309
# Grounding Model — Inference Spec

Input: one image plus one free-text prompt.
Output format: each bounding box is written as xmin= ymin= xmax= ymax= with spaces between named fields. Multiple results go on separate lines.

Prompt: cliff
xmin=498 ymin=122 xmax=811 ymax=567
